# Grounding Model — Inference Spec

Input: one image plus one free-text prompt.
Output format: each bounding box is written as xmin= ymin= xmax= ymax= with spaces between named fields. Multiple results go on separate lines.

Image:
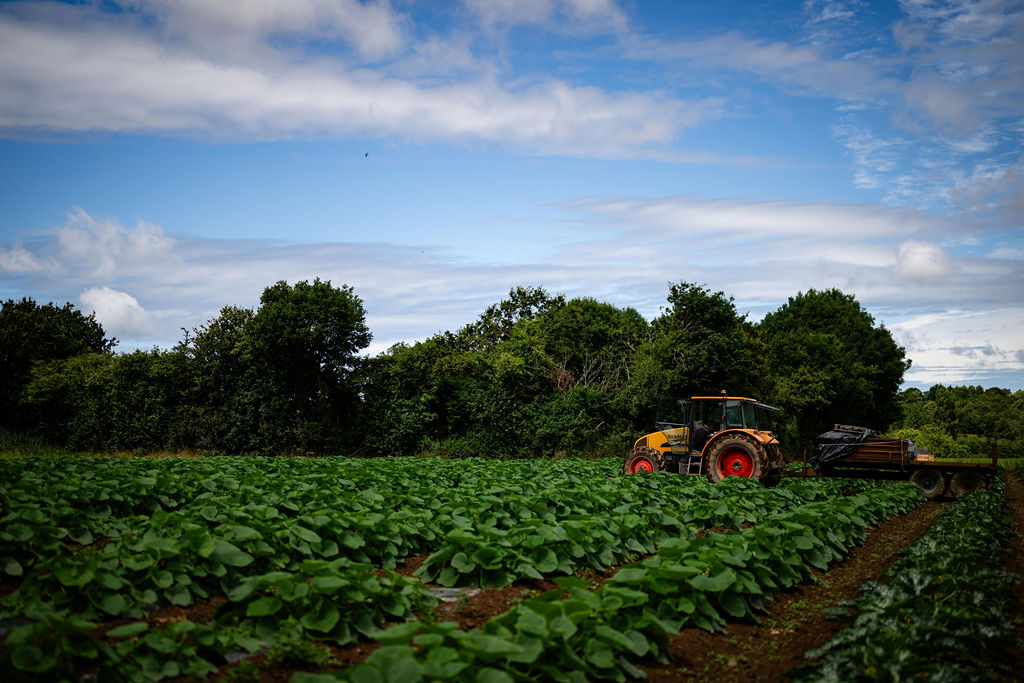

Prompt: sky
xmin=0 ymin=0 xmax=1022 ymax=391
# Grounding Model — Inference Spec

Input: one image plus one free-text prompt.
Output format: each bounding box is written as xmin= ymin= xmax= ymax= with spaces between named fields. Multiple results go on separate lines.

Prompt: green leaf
xmin=302 ymin=603 xmax=340 ymax=633
xmin=690 ymin=567 xmax=736 ymax=592
xmin=107 ymin=622 xmax=149 ymax=638
xmin=530 ymin=548 xmax=558 ymax=574
xmin=515 ymin=608 xmax=549 ymax=638
xmin=311 ymin=575 xmax=346 ymax=594
xmin=99 ymin=592 xmax=127 ymax=615
xmin=471 ymin=547 xmax=504 ymax=570
xmin=460 ymin=632 xmax=523 ymax=657
xmin=246 ymin=597 xmax=282 ymax=617
xmin=451 ymin=552 xmax=477 ymax=573
xmin=549 ymin=615 xmax=577 ymax=639
xmin=11 ymin=645 xmax=57 ymax=673
xmin=3 ymin=557 xmax=23 ymax=577
xmin=610 ymin=565 xmax=647 ymax=584
xmin=718 ymin=592 xmax=747 ymax=618
xmin=211 ymin=539 xmax=254 ymax=567
xmin=374 ymin=621 xmax=422 ymax=645
xmin=222 ymin=524 xmax=263 ymax=542
xmin=477 ymin=669 xmax=515 ymax=683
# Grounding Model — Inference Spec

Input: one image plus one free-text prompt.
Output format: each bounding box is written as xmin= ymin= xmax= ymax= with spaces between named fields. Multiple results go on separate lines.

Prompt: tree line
xmin=4 ymin=278 xmax=1008 ymax=461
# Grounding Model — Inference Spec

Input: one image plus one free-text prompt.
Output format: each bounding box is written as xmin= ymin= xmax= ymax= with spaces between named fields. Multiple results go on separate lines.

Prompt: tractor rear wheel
xmin=623 ymin=446 xmax=665 ymax=475
xmin=706 ymin=435 xmax=764 ymax=483
xmin=910 ymin=468 xmax=947 ymax=500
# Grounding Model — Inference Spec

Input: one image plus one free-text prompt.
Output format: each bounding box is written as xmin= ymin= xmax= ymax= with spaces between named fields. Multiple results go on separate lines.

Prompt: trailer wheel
xmin=706 ymin=435 xmax=763 ymax=483
xmin=910 ymin=468 xmax=947 ymax=500
xmin=949 ymin=471 xmax=986 ymax=496
xmin=623 ymin=446 xmax=665 ymax=475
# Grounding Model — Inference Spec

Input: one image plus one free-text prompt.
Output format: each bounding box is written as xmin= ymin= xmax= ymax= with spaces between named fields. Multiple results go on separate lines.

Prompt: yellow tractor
xmin=624 ymin=391 xmax=784 ymax=486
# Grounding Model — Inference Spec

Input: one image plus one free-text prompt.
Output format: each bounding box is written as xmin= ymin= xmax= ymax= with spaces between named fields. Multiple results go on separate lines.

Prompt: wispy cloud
xmin=0 ymin=5 xmax=710 ymax=158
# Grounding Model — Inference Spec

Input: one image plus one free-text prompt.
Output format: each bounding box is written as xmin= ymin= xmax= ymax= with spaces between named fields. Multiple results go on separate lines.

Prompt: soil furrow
xmin=640 ymin=501 xmax=946 ymax=682
xmin=1002 ymin=472 xmax=1024 ymax=681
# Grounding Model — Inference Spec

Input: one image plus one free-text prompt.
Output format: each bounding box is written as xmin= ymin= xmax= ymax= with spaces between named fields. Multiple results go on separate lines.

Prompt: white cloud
xmin=0 ymin=8 xmax=704 ymax=157
xmin=0 ymin=241 xmax=44 ymax=272
xmin=54 ymin=209 xmax=175 ymax=280
xmin=895 ymin=240 xmax=955 ymax=281
xmin=2 ymin=199 xmax=1020 ymax=386
xmin=79 ymin=286 xmax=156 ymax=340
xmin=831 ymin=123 xmax=906 ymax=189
xmin=891 ymin=306 xmax=1024 ymax=387
xmin=124 ymin=0 xmax=406 ymax=60
xmin=462 ymin=0 xmax=626 ymax=32
xmin=898 ymin=0 xmax=1023 ymax=44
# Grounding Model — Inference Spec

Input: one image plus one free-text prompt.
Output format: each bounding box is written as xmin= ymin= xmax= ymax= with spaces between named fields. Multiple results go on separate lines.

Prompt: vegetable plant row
xmin=307 ymin=482 xmax=924 ymax=683
xmin=0 ymin=456 xmax=915 ymax=681
xmin=793 ymin=476 xmax=1017 ymax=681
xmin=1 ymin=456 xmax=875 ymax=591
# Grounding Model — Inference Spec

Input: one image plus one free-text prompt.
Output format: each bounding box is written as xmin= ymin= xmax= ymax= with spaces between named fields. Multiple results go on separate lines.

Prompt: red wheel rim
xmin=631 ymin=458 xmax=654 ymax=473
xmin=718 ymin=448 xmax=754 ymax=478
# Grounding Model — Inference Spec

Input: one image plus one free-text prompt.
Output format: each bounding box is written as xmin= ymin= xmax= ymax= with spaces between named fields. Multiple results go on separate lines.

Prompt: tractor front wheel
xmin=623 ymin=446 xmax=665 ymax=475
xmin=706 ymin=436 xmax=764 ymax=483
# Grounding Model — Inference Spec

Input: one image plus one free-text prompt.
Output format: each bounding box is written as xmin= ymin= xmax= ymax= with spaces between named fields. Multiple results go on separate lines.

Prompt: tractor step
xmin=679 ymin=454 xmax=704 ymax=476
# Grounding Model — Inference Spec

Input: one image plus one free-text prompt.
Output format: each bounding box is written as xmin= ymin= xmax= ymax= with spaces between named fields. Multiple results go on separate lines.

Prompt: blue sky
xmin=0 ymin=0 xmax=1022 ymax=390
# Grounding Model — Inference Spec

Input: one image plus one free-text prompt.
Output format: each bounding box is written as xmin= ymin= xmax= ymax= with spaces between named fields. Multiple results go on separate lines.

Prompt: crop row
xmin=1 ymin=457 xmax=874 ymax=595
xmin=0 ymin=457 xmax=879 ymax=680
xmin=0 ymin=456 xmax=901 ymax=681
xmin=305 ymin=482 xmax=924 ymax=683
xmin=792 ymin=476 xmax=1017 ymax=681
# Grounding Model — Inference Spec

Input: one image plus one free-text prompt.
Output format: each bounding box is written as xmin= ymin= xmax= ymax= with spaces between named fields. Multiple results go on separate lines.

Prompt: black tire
xmin=623 ymin=446 xmax=666 ymax=475
xmin=761 ymin=468 xmax=782 ymax=488
xmin=949 ymin=471 xmax=986 ymax=496
xmin=910 ymin=468 xmax=947 ymax=500
xmin=705 ymin=435 xmax=765 ymax=483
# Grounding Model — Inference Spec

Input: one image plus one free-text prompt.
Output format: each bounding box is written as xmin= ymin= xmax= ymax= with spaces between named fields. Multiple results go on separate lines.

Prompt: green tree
xmin=456 ymin=286 xmax=566 ymax=349
xmin=760 ymin=289 xmax=910 ymax=456
xmin=244 ymin=279 xmax=372 ymax=454
xmin=176 ymin=306 xmax=259 ymax=454
xmin=625 ymin=283 xmax=763 ymax=417
xmin=22 ymin=349 xmax=188 ymax=452
xmin=0 ymin=298 xmax=115 ymax=429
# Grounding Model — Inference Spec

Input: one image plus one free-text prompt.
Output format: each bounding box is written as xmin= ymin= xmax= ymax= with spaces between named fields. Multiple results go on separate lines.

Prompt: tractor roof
xmin=688 ymin=396 xmax=780 ymax=412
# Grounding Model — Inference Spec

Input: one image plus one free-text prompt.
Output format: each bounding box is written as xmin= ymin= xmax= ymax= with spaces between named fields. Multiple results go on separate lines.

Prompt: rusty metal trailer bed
xmin=802 ymin=425 xmax=998 ymax=500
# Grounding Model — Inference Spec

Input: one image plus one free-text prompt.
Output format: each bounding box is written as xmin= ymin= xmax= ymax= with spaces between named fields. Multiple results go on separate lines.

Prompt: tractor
xmin=623 ymin=391 xmax=784 ymax=486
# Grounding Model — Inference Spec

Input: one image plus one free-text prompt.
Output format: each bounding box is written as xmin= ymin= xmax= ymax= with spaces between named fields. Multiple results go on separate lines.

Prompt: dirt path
xmin=1002 ymin=472 xmax=1024 ymax=680
xmin=640 ymin=501 xmax=946 ymax=682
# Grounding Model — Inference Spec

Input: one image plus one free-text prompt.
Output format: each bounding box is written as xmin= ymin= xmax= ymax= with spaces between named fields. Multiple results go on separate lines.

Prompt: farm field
xmin=1 ymin=456 xmax=1022 ymax=681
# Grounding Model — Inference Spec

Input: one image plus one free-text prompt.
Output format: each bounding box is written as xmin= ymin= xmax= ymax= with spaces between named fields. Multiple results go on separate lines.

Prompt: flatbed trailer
xmin=802 ymin=425 xmax=998 ymax=500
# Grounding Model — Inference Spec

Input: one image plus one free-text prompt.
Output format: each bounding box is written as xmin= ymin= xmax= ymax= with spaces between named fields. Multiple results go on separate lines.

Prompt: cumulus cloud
xmin=54 ymin=209 xmax=175 ymax=280
xmin=79 ymin=286 xmax=155 ymax=340
xmin=895 ymin=240 xmax=955 ymax=281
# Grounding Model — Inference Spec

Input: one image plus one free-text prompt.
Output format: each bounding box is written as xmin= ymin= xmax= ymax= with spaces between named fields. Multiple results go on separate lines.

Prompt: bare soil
xmin=1002 ymin=472 xmax=1024 ymax=681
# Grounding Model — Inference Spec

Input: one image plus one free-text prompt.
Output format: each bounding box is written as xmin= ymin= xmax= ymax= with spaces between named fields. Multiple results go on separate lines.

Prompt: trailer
xmin=805 ymin=424 xmax=998 ymax=500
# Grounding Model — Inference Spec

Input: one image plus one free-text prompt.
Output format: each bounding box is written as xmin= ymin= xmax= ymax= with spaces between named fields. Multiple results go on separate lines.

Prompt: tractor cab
xmin=625 ymin=391 xmax=783 ymax=485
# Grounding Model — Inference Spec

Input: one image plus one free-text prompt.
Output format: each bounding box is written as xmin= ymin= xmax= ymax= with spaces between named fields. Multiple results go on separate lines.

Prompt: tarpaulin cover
xmin=812 ymin=427 xmax=879 ymax=469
